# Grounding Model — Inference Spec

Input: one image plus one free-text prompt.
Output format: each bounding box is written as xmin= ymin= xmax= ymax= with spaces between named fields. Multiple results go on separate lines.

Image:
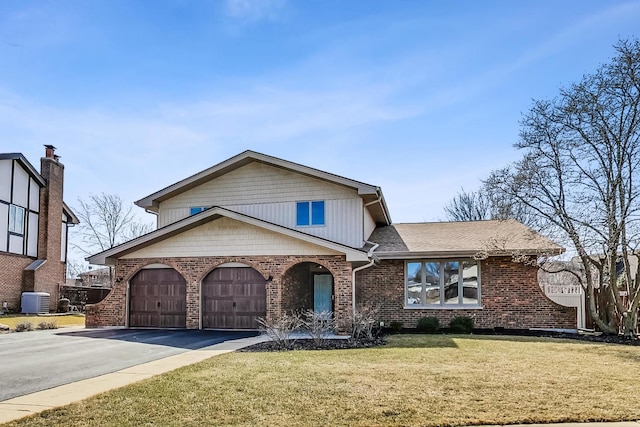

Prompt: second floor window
xmin=9 ymin=204 xmax=25 ymax=235
xmin=190 ymin=207 xmax=207 ymax=216
xmin=296 ymin=201 xmax=325 ymax=226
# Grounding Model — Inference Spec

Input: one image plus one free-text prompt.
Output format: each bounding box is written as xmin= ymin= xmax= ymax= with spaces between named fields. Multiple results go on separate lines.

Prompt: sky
xmin=1 ymin=0 xmax=640 ymax=251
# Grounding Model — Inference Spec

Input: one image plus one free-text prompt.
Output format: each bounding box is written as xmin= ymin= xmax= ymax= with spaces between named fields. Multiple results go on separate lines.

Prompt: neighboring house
xmin=0 ymin=146 xmax=79 ymax=312
xmin=539 ymin=255 xmax=640 ymax=330
xmin=77 ymin=267 xmax=112 ymax=287
xmin=539 ymin=260 xmax=586 ymax=329
xmin=86 ymin=150 xmax=575 ymax=330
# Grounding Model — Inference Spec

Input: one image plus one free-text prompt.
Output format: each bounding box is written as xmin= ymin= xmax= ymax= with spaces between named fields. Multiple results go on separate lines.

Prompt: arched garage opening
xmin=282 ymin=262 xmax=334 ymax=314
xmin=202 ymin=265 xmax=267 ymax=329
xmin=129 ymin=265 xmax=186 ymax=328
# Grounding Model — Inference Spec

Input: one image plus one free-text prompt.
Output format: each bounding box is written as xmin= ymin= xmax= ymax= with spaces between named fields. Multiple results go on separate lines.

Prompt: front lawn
xmin=0 ymin=314 xmax=85 ymax=330
xmin=6 ymin=334 xmax=640 ymax=426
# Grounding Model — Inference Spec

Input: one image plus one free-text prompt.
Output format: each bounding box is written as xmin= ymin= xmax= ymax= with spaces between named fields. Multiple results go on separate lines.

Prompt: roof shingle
xmin=370 ymin=219 xmax=563 ymax=258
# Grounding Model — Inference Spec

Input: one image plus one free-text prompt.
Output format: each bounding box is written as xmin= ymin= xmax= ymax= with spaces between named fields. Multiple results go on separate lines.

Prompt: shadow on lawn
xmin=385 ymin=332 xmax=640 ymax=349
xmin=56 ymin=328 xmax=259 ymax=350
xmin=385 ymin=334 xmax=459 ymax=348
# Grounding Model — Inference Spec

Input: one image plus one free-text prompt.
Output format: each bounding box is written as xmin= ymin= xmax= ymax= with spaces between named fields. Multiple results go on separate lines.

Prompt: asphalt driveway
xmin=0 ymin=328 xmax=258 ymax=401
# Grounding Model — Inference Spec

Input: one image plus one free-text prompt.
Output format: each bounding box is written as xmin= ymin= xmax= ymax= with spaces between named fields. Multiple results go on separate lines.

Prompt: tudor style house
xmin=86 ymin=150 xmax=575 ymax=330
xmin=0 ymin=146 xmax=78 ymax=312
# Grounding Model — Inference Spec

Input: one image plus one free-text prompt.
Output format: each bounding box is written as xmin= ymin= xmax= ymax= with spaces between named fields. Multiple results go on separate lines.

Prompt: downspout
xmin=352 ymin=241 xmax=379 ymax=317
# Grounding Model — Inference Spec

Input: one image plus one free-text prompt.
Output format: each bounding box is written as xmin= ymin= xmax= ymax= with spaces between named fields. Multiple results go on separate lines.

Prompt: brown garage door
xmin=202 ymin=267 xmax=267 ymax=329
xmin=129 ymin=268 xmax=186 ymax=328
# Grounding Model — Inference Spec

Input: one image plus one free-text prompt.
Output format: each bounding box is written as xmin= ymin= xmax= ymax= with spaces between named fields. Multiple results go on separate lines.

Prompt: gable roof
xmin=87 ymin=206 xmax=370 ymax=265
xmin=1 ymin=153 xmax=79 ymax=223
xmin=0 ymin=153 xmax=46 ymax=187
xmin=370 ymin=219 xmax=563 ymax=259
xmin=135 ymin=150 xmax=391 ymax=225
xmin=63 ymin=202 xmax=80 ymax=225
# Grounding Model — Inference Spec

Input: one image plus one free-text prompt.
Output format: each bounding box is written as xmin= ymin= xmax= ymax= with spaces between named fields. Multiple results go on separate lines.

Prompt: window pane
xmin=311 ymin=201 xmax=325 ymax=225
xmin=190 ymin=207 xmax=205 ymax=215
xmin=424 ymin=262 xmax=440 ymax=304
xmin=9 ymin=205 xmax=25 ymax=235
xmin=406 ymin=262 xmax=422 ymax=305
xmin=462 ymin=260 xmax=479 ymax=304
xmin=444 ymin=261 xmax=459 ymax=305
xmin=296 ymin=202 xmax=310 ymax=226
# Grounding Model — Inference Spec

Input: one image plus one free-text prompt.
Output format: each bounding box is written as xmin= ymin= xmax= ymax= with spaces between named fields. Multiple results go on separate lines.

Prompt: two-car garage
xmin=128 ymin=266 xmax=267 ymax=330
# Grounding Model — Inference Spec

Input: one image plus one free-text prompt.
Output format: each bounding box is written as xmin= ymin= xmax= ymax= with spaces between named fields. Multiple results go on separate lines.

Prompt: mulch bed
xmin=544 ymin=332 xmax=640 ymax=346
xmin=240 ymin=330 xmax=640 ymax=352
xmin=239 ymin=336 xmax=387 ymax=352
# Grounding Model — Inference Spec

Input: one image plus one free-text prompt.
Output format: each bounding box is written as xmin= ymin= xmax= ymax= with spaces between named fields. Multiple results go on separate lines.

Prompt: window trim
xmin=296 ymin=200 xmax=325 ymax=227
xmin=8 ymin=204 xmax=25 ymax=235
xmin=404 ymin=258 xmax=482 ymax=309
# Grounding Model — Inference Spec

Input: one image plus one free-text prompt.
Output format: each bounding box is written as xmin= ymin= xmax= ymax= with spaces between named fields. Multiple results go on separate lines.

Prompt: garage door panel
xmin=202 ymin=267 xmax=266 ymax=330
xmin=129 ymin=268 xmax=186 ymax=328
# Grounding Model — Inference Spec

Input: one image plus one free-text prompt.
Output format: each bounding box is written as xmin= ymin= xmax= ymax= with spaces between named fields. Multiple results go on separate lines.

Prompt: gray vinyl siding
xmin=157 ymin=162 xmax=366 ymax=248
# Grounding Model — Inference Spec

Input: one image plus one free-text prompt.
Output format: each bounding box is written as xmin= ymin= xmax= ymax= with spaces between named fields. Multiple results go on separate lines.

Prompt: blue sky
xmin=2 ymin=0 xmax=640 ymax=233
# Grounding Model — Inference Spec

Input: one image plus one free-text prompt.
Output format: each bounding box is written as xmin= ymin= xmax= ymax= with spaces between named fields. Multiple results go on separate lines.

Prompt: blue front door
xmin=313 ymin=274 xmax=333 ymax=313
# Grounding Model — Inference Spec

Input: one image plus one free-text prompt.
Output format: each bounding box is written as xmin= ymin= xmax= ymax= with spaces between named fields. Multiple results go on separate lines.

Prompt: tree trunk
xmin=621 ymin=311 xmax=638 ymax=338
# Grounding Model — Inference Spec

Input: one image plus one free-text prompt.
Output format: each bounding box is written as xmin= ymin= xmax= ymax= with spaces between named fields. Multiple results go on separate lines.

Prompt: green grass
xmin=0 ymin=314 xmax=85 ymax=330
xmin=5 ymin=334 xmax=640 ymax=426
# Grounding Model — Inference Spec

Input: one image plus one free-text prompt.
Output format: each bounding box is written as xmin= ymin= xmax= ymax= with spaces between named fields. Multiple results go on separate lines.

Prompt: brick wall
xmin=0 ymin=253 xmax=33 ymax=311
xmin=34 ymin=156 xmax=65 ymax=310
xmin=86 ymin=255 xmax=352 ymax=329
xmin=356 ymin=257 xmax=576 ymax=330
xmin=281 ymin=263 xmax=314 ymax=312
xmin=0 ymin=153 xmax=67 ymax=313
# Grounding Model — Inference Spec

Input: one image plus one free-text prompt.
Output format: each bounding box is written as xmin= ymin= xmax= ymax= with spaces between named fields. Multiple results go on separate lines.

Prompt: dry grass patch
xmin=6 ymin=334 xmax=640 ymax=426
xmin=0 ymin=314 xmax=84 ymax=330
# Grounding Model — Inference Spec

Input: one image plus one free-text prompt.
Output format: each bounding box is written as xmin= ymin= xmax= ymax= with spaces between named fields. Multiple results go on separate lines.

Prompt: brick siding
xmin=0 ymin=155 xmax=67 ymax=312
xmin=86 ymin=255 xmax=352 ymax=329
xmin=34 ymin=157 xmax=66 ymax=310
xmin=356 ymin=257 xmax=576 ymax=330
xmin=0 ymin=253 xmax=33 ymax=311
xmin=87 ymin=254 xmax=575 ymax=330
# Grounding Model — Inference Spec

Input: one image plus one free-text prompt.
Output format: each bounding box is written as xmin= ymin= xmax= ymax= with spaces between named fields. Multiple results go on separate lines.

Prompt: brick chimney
xmin=35 ymin=145 xmax=66 ymax=308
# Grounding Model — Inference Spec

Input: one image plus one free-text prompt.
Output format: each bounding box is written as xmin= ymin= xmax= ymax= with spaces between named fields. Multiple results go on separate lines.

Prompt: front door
xmin=202 ymin=267 xmax=267 ymax=329
xmin=313 ymin=274 xmax=333 ymax=313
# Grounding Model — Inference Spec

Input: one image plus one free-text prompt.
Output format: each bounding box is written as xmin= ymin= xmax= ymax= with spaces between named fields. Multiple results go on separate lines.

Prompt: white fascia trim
xmin=375 ymin=249 xmax=563 ymax=259
xmin=135 ymin=150 xmax=381 ymax=210
xmin=87 ymin=207 xmax=369 ymax=265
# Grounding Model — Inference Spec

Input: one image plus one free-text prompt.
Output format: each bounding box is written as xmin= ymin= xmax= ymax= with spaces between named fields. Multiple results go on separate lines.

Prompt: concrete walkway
xmin=0 ymin=334 xmax=267 ymax=424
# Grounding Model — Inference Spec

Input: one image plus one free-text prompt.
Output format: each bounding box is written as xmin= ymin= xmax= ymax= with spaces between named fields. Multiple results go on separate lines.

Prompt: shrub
xmin=257 ymin=312 xmax=302 ymax=350
xmin=416 ymin=316 xmax=440 ymax=333
xmin=37 ymin=321 xmax=58 ymax=330
xmin=15 ymin=322 xmax=33 ymax=332
xmin=348 ymin=305 xmax=381 ymax=341
xmin=389 ymin=321 xmax=404 ymax=333
xmin=301 ymin=310 xmax=335 ymax=346
xmin=449 ymin=316 xmax=474 ymax=334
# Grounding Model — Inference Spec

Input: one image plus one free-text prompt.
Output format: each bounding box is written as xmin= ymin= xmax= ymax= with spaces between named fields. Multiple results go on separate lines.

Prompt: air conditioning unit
xmin=21 ymin=292 xmax=50 ymax=314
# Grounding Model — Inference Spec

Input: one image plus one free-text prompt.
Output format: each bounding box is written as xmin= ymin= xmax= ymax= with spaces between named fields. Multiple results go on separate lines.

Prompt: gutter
xmin=351 ymin=240 xmax=379 ymax=318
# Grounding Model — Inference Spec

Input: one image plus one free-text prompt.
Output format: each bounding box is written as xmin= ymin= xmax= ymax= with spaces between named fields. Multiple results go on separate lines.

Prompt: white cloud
xmin=225 ymin=0 xmax=286 ymax=22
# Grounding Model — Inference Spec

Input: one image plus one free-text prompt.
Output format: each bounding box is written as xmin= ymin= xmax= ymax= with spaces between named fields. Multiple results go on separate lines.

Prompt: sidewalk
xmin=0 ymin=334 xmax=267 ymax=424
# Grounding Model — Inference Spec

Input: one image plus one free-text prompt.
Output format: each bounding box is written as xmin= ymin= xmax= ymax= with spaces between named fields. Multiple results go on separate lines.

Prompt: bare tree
xmin=488 ymin=39 xmax=640 ymax=336
xmin=65 ymin=258 xmax=85 ymax=279
xmin=444 ymin=188 xmax=491 ymax=221
xmin=444 ymin=185 xmax=536 ymax=226
xmin=72 ymin=193 xmax=153 ymax=284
